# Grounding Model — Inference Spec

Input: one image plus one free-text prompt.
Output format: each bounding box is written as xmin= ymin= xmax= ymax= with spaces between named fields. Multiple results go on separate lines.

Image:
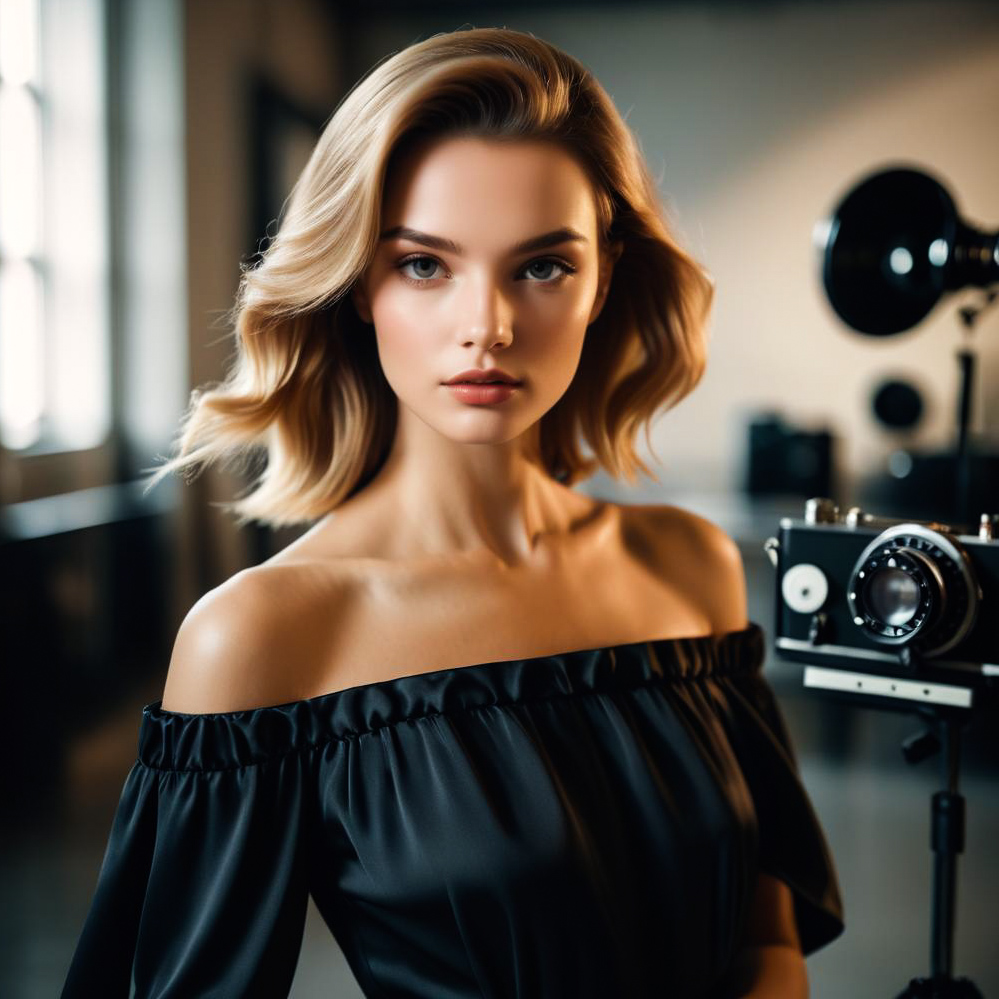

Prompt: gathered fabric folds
xmin=61 ymin=622 xmax=844 ymax=998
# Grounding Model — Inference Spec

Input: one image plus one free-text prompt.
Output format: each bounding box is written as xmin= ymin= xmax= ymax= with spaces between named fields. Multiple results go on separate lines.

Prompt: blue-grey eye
xmin=524 ymin=258 xmax=575 ymax=281
xmin=526 ymin=260 xmax=558 ymax=280
xmin=401 ymin=256 xmax=442 ymax=280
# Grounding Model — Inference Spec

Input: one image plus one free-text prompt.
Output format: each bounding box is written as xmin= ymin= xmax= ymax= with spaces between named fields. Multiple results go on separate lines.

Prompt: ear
xmin=351 ymin=278 xmax=373 ymax=324
xmin=588 ymin=240 xmax=623 ymax=326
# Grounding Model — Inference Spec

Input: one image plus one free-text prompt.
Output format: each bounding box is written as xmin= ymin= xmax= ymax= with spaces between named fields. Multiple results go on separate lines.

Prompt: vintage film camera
xmin=765 ymin=497 xmax=999 ymax=713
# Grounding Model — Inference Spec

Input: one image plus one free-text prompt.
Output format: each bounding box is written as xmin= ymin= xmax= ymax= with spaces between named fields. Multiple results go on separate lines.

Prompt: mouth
xmin=443 ymin=379 xmax=521 ymax=403
xmin=443 ymin=368 xmax=522 ymax=386
xmin=446 ymin=379 xmax=521 ymax=386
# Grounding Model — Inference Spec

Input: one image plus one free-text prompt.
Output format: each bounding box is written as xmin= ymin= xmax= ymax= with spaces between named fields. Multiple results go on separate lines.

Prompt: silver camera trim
xmin=846 ymin=523 xmax=981 ymax=657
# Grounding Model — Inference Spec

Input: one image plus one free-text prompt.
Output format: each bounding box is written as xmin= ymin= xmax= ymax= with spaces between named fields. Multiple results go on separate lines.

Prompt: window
xmin=0 ymin=0 xmax=110 ymax=455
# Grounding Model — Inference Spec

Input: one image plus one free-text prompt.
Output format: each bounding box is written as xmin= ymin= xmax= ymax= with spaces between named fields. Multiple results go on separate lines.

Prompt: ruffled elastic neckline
xmin=137 ymin=622 xmax=764 ymax=772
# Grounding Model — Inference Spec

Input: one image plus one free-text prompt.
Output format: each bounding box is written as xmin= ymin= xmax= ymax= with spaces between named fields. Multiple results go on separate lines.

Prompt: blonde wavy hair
xmin=142 ymin=26 xmax=713 ymax=529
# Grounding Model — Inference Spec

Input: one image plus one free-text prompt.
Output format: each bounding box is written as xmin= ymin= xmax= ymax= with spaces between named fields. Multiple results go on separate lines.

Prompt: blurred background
xmin=1 ymin=0 xmax=997 ymax=995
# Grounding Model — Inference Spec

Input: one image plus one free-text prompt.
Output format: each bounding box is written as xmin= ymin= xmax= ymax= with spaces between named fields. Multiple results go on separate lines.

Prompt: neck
xmin=353 ymin=411 xmax=579 ymax=567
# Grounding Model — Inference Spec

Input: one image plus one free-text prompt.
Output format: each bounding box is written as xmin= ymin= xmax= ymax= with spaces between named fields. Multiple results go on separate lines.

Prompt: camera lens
xmin=847 ymin=523 xmax=981 ymax=656
xmin=865 ymin=568 xmax=920 ymax=627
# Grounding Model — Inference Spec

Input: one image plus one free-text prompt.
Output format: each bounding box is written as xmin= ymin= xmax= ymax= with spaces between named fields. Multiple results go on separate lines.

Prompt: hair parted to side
xmin=140 ymin=26 xmax=713 ymax=529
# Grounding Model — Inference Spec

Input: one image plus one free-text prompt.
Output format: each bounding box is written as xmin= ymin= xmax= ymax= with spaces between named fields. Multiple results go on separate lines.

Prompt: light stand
xmin=894 ymin=702 xmax=982 ymax=998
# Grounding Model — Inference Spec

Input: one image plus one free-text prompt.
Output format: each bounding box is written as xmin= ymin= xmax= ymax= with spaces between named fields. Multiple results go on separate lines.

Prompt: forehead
xmin=381 ymin=136 xmax=599 ymax=244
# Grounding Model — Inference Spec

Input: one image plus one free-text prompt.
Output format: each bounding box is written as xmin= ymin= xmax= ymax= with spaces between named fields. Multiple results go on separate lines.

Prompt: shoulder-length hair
xmin=142 ymin=26 xmax=713 ymax=529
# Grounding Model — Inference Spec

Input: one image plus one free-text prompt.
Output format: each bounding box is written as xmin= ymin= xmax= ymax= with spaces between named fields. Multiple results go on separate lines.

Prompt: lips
xmin=445 ymin=380 xmax=520 ymax=404
xmin=444 ymin=368 xmax=522 ymax=385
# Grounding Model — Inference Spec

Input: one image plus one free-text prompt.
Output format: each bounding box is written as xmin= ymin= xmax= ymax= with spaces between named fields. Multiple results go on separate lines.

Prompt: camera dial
xmin=781 ymin=563 xmax=830 ymax=614
xmin=847 ymin=524 xmax=981 ymax=656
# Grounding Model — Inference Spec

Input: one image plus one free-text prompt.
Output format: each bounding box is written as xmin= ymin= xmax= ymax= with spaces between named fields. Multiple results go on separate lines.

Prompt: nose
xmin=457 ymin=273 xmax=514 ymax=349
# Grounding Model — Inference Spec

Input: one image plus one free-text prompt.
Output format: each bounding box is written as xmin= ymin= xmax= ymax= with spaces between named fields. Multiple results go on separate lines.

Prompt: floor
xmin=4 ymin=490 xmax=997 ymax=997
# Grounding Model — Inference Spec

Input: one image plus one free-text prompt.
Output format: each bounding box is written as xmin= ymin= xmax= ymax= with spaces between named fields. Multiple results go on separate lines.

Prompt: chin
xmin=445 ymin=423 xmax=530 ymax=444
xmin=432 ymin=409 xmax=538 ymax=444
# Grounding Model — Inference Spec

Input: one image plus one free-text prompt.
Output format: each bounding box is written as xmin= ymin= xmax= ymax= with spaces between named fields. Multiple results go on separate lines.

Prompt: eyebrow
xmin=378 ymin=225 xmax=588 ymax=255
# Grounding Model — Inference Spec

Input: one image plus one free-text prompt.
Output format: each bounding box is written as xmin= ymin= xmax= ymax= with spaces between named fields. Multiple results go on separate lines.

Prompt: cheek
xmin=518 ymin=278 xmax=599 ymax=351
xmin=370 ymin=291 xmax=431 ymax=377
xmin=526 ymin=291 xmax=586 ymax=323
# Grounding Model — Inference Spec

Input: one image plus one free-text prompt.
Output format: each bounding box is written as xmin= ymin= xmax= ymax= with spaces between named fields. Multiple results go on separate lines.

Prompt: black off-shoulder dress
xmin=61 ymin=622 xmax=844 ymax=998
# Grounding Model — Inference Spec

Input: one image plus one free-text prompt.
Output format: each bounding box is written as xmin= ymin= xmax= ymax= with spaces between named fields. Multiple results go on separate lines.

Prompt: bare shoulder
xmin=624 ymin=502 xmax=749 ymax=636
xmin=160 ymin=562 xmax=354 ymax=714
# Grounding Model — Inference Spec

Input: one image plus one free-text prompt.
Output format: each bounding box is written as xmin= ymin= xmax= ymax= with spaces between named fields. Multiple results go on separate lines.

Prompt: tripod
xmin=894 ymin=705 xmax=983 ymax=998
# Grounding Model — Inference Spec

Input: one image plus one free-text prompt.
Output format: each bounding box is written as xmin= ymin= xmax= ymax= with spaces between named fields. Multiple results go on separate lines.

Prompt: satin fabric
xmin=61 ymin=622 xmax=843 ymax=998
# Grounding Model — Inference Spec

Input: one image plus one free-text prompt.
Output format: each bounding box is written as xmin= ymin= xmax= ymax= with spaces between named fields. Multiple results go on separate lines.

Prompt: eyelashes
xmin=395 ymin=254 xmax=577 ymax=287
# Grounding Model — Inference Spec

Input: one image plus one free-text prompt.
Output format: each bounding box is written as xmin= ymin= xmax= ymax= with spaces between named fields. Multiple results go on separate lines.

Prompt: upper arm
xmin=161 ymin=565 xmax=337 ymax=713
xmin=743 ymin=872 xmax=802 ymax=952
xmin=643 ymin=504 xmax=749 ymax=636
xmin=161 ymin=569 xmax=274 ymax=713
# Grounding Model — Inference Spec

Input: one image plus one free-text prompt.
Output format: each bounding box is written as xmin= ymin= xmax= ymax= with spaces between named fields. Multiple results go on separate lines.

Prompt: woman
xmin=62 ymin=27 xmax=843 ymax=998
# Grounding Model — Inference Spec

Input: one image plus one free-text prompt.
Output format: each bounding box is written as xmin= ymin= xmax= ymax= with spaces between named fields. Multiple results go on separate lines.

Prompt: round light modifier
xmin=865 ymin=567 xmax=920 ymax=626
xmin=781 ymin=563 xmax=829 ymax=614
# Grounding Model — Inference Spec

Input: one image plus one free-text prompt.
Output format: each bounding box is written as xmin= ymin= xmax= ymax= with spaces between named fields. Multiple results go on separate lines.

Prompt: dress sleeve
xmin=714 ymin=642 xmax=845 ymax=958
xmin=60 ymin=717 xmax=311 ymax=998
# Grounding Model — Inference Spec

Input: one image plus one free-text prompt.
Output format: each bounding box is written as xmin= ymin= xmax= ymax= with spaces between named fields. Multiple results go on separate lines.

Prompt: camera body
xmin=769 ymin=498 xmax=999 ymax=711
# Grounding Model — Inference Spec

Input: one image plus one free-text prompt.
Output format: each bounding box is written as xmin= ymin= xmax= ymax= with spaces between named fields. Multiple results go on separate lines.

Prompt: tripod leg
xmin=895 ymin=711 xmax=983 ymax=998
xmin=932 ymin=715 xmax=967 ymax=978
xmin=931 ymin=788 xmax=963 ymax=977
